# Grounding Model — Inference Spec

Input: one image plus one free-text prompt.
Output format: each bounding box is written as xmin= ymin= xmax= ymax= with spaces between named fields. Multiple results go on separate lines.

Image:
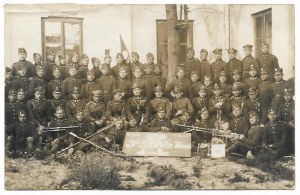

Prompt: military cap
xmin=81 ymin=54 xmax=88 ymax=60
xmin=227 ymin=48 xmax=237 ymax=53
xmin=232 ymin=103 xmax=241 ymax=110
xmin=147 ymin=52 xmax=154 ymax=58
xmin=128 ymin=115 xmax=138 ymax=121
xmin=173 ymin=86 xmax=183 ymax=94
xmin=92 ymin=90 xmax=103 ymax=96
xmin=112 ymin=88 xmax=122 ymax=95
xmin=18 ymin=65 xmax=25 ymax=70
xmin=190 ymin=71 xmax=199 ymax=76
xmin=213 ymin=83 xmax=221 ymax=90
xmin=35 ymin=65 xmax=44 ymax=71
xmin=200 ymin=49 xmax=208 ymax=54
xmin=131 ymin=51 xmax=139 ymax=58
xmin=176 ymin=66 xmax=185 ymax=72
xmin=198 ymin=86 xmax=207 ymax=93
xmin=33 ymin=53 xmax=42 ymax=58
xmin=154 ymin=85 xmax=164 ymax=92
xmin=72 ymin=52 xmax=79 ymax=57
xmin=53 ymin=86 xmax=62 ymax=94
xmin=283 ymin=88 xmax=293 ymax=95
xmin=232 ymin=83 xmax=241 ymax=91
xmin=17 ymin=88 xmax=25 ymax=94
xmin=58 ymin=55 xmax=64 ymax=60
xmin=157 ymin=106 xmax=165 ymax=112
xmin=53 ymin=66 xmax=61 ymax=72
xmin=18 ymin=48 xmax=27 ymax=54
xmin=91 ymin=57 xmax=100 ymax=63
xmin=75 ymin=108 xmax=84 ymax=114
xmin=119 ymin=66 xmax=128 ymax=72
xmin=116 ymin=53 xmax=124 ymax=59
xmin=243 ymin=44 xmax=253 ymax=49
xmin=267 ymin=107 xmax=276 ymax=114
xmin=132 ymin=83 xmax=141 ymax=89
xmin=182 ymin=109 xmax=191 ymax=115
xmin=261 ymin=42 xmax=269 ymax=47
xmin=56 ymin=105 xmax=64 ymax=112
xmin=200 ymin=106 xmax=209 ymax=113
xmin=8 ymin=89 xmax=17 ymax=95
xmin=213 ymin=48 xmax=223 ymax=54
xmin=260 ymin=68 xmax=269 ymax=75
xmin=72 ymin=86 xmax=81 ymax=94
xmin=219 ymin=70 xmax=227 ymax=76
xmin=69 ymin=65 xmax=77 ymax=71
xmin=203 ymin=75 xmax=211 ymax=81
xmin=132 ymin=66 xmax=143 ymax=72
xmin=34 ymin=86 xmax=44 ymax=93
xmin=274 ymin=68 xmax=283 ymax=75
xmin=248 ymin=87 xmax=258 ymax=94
xmin=5 ymin=67 xmax=11 ymax=73
xmin=187 ymin=47 xmax=195 ymax=53
xmin=18 ymin=110 xmax=27 ymax=116
xmin=232 ymin=69 xmax=241 ymax=75
xmin=87 ymin=69 xmax=96 ymax=76
xmin=249 ymin=110 xmax=259 ymax=118
xmin=47 ymin=50 xmax=55 ymax=56
xmin=249 ymin=64 xmax=257 ymax=71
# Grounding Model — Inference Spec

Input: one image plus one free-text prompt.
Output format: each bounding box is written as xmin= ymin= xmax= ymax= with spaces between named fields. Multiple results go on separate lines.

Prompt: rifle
xmin=42 ymin=126 xmax=80 ymax=133
xmin=57 ymin=124 xmax=114 ymax=154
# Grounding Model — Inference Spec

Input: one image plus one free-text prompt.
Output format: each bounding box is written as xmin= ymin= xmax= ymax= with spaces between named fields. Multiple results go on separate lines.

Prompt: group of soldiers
xmin=5 ymin=42 xmax=295 ymax=159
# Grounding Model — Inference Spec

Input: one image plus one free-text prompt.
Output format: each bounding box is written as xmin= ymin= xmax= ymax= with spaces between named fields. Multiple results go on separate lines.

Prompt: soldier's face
xmin=267 ymin=112 xmax=277 ymax=122
xmin=228 ymin=52 xmax=236 ymax=60
xmin=53 ymin=93 xmax=62 ymax=100
xmin=5 ymin=72 xmax=12 ymax=80
xmin=72 ymin=93 xmax=80 ymax=100
xmin=200 ymin=111 xmax=209 ymax=120
xmin=232 ymin=108 xmax=242 ymax=117
xmin=93 ymin=59 xmax=100 ymax=67
xmin=48 ymin=54 xmax=55 ymax=61
xmin=8 ymin=94 xmax=16 ymax=102
xmin=53 ymin=70 xmax=61 ymax=78
xmin=198 ymin=92 xmax=207 ymax=98
xmin=101 ymin=68 xmax=109 ymax=76
xmin=92 ymin=95 xmax=101 ymax=103
xmin=232 ymin=89 xmax=241 ymax=97
xmin=116 ymin=56 xmax=124 ymax=64
xmin=248 ymin=93 xmax=257 ymax=101
xmin=191 ymin=74 xmax=199 ymax=82
xmin=104 ymin=57 xmax=112 ymax=64
xmin=55 ymin=110 xmax=65 ymax=119
xmin=129 ymin=119 xmax=137 ymax=127
xmin=133 ymin=70 xmax=142 ymax=78
xmin=249 ymin=69 xmax=257 ymax=76
xmin=37 ymin=70 xmax=45 ymax=77
xmin=119 ymin=70 xmax=127 ymax=78
xmin=243 ymin=48 xmax=252 ymax=56
xmin=200 ymin=52 xmax=207 ymax=61
xmin=18 ymin=69 xmax=26 ymax=77
xmin=213 ymin=89 xmax=222 ymax=97
xmin=157 ymin=110 xmax=166 ymax=119
xmin=261 ymin=73 xmax=269 ymax=81
xmin=147 ymin=57 xmax=154 ymax=64
xmin=274 ymin=74 xmax=283 ymax=81
xmin=187 ymin=51 xmax=194 ymax=59
xmin=176 ymin=70 xmax=185 ymax=79
xmin=114 ymin=93 xmax=123 ymax=101
xmin=18 ymin=53 xmax=27 ymax=60
xmin=204 ymin=78 xmax=212 ymax=86
xmin=81 ymin=58 xmax=89 ymax=66
xmin=59 ymin=59 xmax=66 ymax=65
xmin=155 ymin=91 xmax=163 ymax=98
xmin=182 ymin=113 xmax=191 ymax=122
xmin=76 ymin=112 xmax=84 ymax=122
xmin=214 ymin=53 xmax=222 ymax=60
xmin=18 ymin=113 xmax=26 ymax=123
xmin=115 ymin=120 xmax=124 ymax=130
xmin=174 ymin=92 xmax=183 ymax=99
xmin=35 ymin=92 xmax=43 ymax=100
xmin=34 ymin=57 xmax=42 ymax=64
xmin=69 ymin=69 xmax=77 ymax=76
xmin=232 ymin=74 xmax=241 ymax=81
xmin=144 ymin=67 xmax=151 ymax=75
xmin=249 ymin=116 xmax=258 ymax=125
xmin=133 ymin=88 xmax=141 ymax=96
xmin=261 ymin=46 xmax=269 ymax=54
xmin=132 ymin=55 xmax=139 ymax=63
xmin=72 ymin=55 xmax=79 ymax=62
xmin=219 ymin=75 xmax=227 ymax=83
xmin=17 ymin=92 xmax=25 ymax=100
xmin=154 ymin=66 xmax=161 ymax=75
xmin=284 ymin=94 xmax=292 ymax=102
xmin=87 ymin=74 xmax=95 ymax=81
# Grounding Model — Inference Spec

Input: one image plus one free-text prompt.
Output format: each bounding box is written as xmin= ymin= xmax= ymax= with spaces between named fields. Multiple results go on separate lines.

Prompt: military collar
xmin=53 ymin=79 xmax=61 ymax=82
xmin=200 ymin=59 xmax=208 ymax=63
xmin=245 ymin=55 xmax=253 ymax=58
xmin=87 ymin=81 xmax=95 ymax=84
xmin=215 ymin=96 xmax=223 ymax=99
xmin=34 ymin=99 xmax=43 ymax=102
xmin=55 ymin=118 xmax=66 ymax=122
xmin=144 ymin=74 xmax=151 ymax=78
xmin=155 ymin=97 xmax=163 ymax=100
xmin=159 ymin=118 xmax=165 ymax=122
xmin=72 ymin=99 xmax=80 ymax=102
xmin=113 ymin=100 xmax=123 ymax=104
xmin=275 ymin=80 xmax=284 ymax=84
xmin=134 ymin=96 xmax=141 ymax=99
xmin=251 ymin=124 xmax=259 ymax=128
xmin=198 ymin=97 xmax=205 ymax=101
xmin=220 ymin=83 xmax=228 ymax=86
xmin=52 ymin=99 xmax=61 ymax=102
xmin=8 ymin=102 xmax=16 ymax=105
xmin=234 ymin=116 xmax=243 ymax=121
xmin=262 ymin=80 xmax=270 ymax=83
xmin=92 ymin=101 xmax=101 ymax=105
xmin=229 ymin=58 xmax=237 ymax=61
xmin=262 ymin=53 xmax=270 ymax=56
xmin=232 ymin=96 xmax=241 ymax=100
xmin=250 ymin=77 xmax=258 ymax=80
xmin=233 ymin=81 xmax=241 ymax=85
xmin=201 ymin=119 xmax=209 ymax=125
xmin=251 ymin=98 xmax=258 ymax=103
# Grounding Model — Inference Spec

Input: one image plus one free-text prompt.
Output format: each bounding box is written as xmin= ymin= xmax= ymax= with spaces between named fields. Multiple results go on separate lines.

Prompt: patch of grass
xmin=228 ymin=173 xmax=250 ymax=183
xmin=253 ymin=174 xmax=278 ymax=183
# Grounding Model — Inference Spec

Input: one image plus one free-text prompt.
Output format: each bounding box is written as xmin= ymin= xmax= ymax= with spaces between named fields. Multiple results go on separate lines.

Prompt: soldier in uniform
xmin=112 ymin=53 xmax=132 ymax=81
xmin=271 ymin=68 xmax=287 ymax=95
xmin=131 ymin=67 xmax=146 ymax=97
xmin=57 ymin=55 xmax=68 ymax=80
xmin=244 ymin=65 xmax=262 ymax=88
xmin=149 ymin=107 xmax=172 ymax=132
xmin=84 ymin=90 xmax=106 ymax=129
xmin=61 ymin=66 xmax=82 ymax=100
xmin=226 ymin=110 xmax=263 ymax=157
xmin=171 ymin=86 xmax=194 ymax=125
xmin=203 ymin=75 xmax=214 ymax=98
xmin=199 ymin=49 xmax=212 ymax=83
xmin=261 ymin=108 xmax=288 ymax=159
xmin=258 ymin=68 xmax=273 ymax=125
xmin=66 ymin=52 xmax=80 ymax=72
xmin=48 ymin=67 xmax=63 ymax=99
xmin=219 ymin=70 xmax=232 ymax=97
xmin=105 ymin=89 xmax=127 ymax=125
xmin=144 ymin=52 xmax=156 ymax=74
xmin=5 ymin=89 xmax=25 ymax=126
xmin=229 ymin=84 xmax=246 ymax=117
xmin=11 ymin=65 xmax=30 ymax=92
xmin=173 ymin=110 xmax=194 ymax=132
xmin=47 ymin=87 xmax=67 ymax=122
xmin=44 ymin=50 xmax=57 ymax=82
xmin=32 ymin=53 xmax=45 ymax=79
xmin=77 ymin=54 xmax=89 ymax=80
xmin=11 ymin=48 xmax=34 ymax=79
xmin=5 ymin=67 xmax=13 ymax=102
xmin=16 ymin=88 xmax=28 ymax=104
xmin=211 ymin=48 xmax=229 ymax=83
xmin=126 ymin=83 xmax=150 ymax=125
xmin=181 ymin=47 xmax=200 ymax=79
xmin=192 ymin=86 xmax=209 ymax=120
xmin=26 ymin=86 xmax=48 ymax=128
xmin=127 ymin=116 xmax=145 ymax=132
xmin=115 ymin=67 xmax=132 ymax=101
xmin=91 ymin=57 xmax=102 ymax=79
xmin=101 ymin=49 xmax=112 ymax=69
xmin=5 ymin=110 xmax=37 ymax=156
xmin=153 ymin=65 xmax=167 ymax=87
xmin=258 ymin=42 xmax=280 ymax=82
xmin=190 ymin=71 xmax=204 ymax=98
xmin=28 ymin=65 xmax=49 ymax=99
xmin=227 ymin=48 xmax=242 ymax=84
xmin=149 ymin=85 xmax=172 ymax=120
xmin=80 ymin=69 xmax=102 ymax=101
xmin=244 ymin=87 xmax=261 ymax=121
xmin=66 ymin=86 xmax=87 ymax=120
xmin=96 ymin=67 xmax=116 ymax=104
xmin=165 ymin=67 xmax=193 ymax=100
xmin=130 ymin=51 xmax=143 ymax=75
xmin=277 ymin=88 xmax=294 ymax=122
xmin=241 ymin=44 xmax=260 ymax=80
xmin=143 ymin=64 xmax=162 ymax=101
xmin=229 ymin=103 xmax=250 ymax=135
xmin=232 ymin=69 xmax=247 ymax=96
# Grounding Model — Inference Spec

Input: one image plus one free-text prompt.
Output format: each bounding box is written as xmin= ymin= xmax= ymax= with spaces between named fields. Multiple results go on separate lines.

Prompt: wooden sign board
xmin=122 ymin=132 xmax=191 ymax=157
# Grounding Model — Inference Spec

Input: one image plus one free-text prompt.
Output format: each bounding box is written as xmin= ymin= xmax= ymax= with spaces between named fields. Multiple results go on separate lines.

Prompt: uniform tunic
xmin=11 ymin=76 xmax=30 ymax=92
xmin=84 ymin=101 xmax=106 ymax=122
xmin=66 ymin=99 xmax=87 ymax=120
xmin=112 ymin=63 xmax=132 ymax=81
xmin=9 ymin=121 xmax=37 ymax=150
xmin=199 ymin=59 xmax=212 ymax=83
xmin=244 ymin=77 xmax=262 ymax=89
xmin=229 ymin=116 xmax=250 ymax=135
xmin=5 ymin=102 xmax=25 ymax=126
xmin=149 ymin=118 xmax=172 ymax=132
xmin=80 ymin=81 xmax=102 ymax=101
xmin=258 ymin=80 xmax=273 ymax=124
xmin=172 ymin=98 xmax=194 ymax=118
xmin=48 ymin=79 xmax=62 ymax=99
xmin=11 ymin=60 xmax=34 ymax=78
xmin=166 ymin=78 xmax=193 ymax=100
xmin=181 ymin=58 xmax=201 ymax=78
xmin=105 ymin=100 xmax=127 ymax=120
xmin=28 ymin=77 xmax=49 ymax=98
xmin=227 ymin=58 xmax=243 ymax=83
xmin=27 ymin=98 xmax=48 ymax=126
xmin=211 ymin=59 xmax=229 ymax=83
xmin=258 ymin=53 xmax=279 ymax=81
xmin=149 ymin=97 xmax=172 ymax=120
xmin=126 ymin=96 xmax=150 ymax=124
xmin=46 ymin=99 xmax=67 ymax=122
xmin=96 ymin=76 xmax=116 ymax=104
xmin=61 ymin=77 xmax=82 ymax=99
xmin=241 ymin=55 xmax=260 ymax=80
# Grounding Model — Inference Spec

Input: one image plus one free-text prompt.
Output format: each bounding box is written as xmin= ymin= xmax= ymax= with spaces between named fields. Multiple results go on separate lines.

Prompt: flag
xmin=120 ymin=34 xmax=130 ymax=63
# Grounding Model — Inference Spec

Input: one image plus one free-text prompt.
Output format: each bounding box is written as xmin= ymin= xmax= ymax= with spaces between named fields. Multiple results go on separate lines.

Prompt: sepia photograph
xmin=3 ymin=1 xmax=296 ymax=190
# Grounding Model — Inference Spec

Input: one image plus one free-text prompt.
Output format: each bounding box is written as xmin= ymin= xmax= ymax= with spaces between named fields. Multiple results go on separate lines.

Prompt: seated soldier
xmin=66 ymin=86 xmax=87 ymax=120
xmin=11 ymin=65 xmax=30 ymax=92
xmin=228 ymin=103 xmax=250 ymax=137
xmin=106 ymin=89 xmax=127 ymax=125
xmin=261 ymin=108 xmax=288 ymax=159
xmin=203 ymin=75 xmax=214 ymax=98
xmin=47 ymin=87 xmax=67 ymax=122
xmin=192 ymin=86 xmax=209 ymax=121
xmin=171 ymin=86 xmax=194 ymax=125
xmin=16 ymin=88 xmax=28 ymax=104
xmin=5 ymin=110 xmax=36 ymax=157
xmin=226 ymin=111 xmax=263 ymax=158
xmin=80 ymin=70 xmax=102 ymax=101
xmin=149 ymin=107 xmax=172 ymax=132
xmin=244 ymin=87 xmax=261 ymax=121
xmin=149 ymin=85 xmax=172 ymax=120
xmin=232 ymin=69 xmax=247 ymax=96
xmin=174 ymin=110 xmax=194 ymax=132
xmin=127 ymin=115 xmax=146 ymax=132
xmin=84 ymin=90 xmax=106 ymax=129
xmin=229 ymin=84 xmax=246 ymax=118
xmin=244 ymin=65 xmax=262 ymax=89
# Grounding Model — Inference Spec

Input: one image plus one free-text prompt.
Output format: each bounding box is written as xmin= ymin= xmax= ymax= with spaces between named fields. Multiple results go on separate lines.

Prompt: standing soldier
xmin=241 ymin=44 xmax=260 ymax=80
xmin=115 ymin=67 xmax=132 ymax=101
xmin=96 ymin=67 xmax=116 ymax=104
xmin=153 ymin=65 xmax=167 ymax=87
xmin=112 ymin=53 xmax=132 ymax=81
xmin=61 ymin=66 xmax=82 ymax=100
xmin=11 ymin=48 xmax=34 ymax=79
xmin=149 ymin=86 xmax=172 ymax=120
xmin=181 ymin=47 xmax=200 ymax=79
xmin=211 ymin=48 xmax=229 ymax=83
xmin=48 ymin=67 xmax=63 ymax=99
xmin=258 ymin=42 xmax=280 ymax=82
xmin=77 ymin=54 xmax=89 ymax=80
xmin=67 ymin=52 xmax=80 ymax=71
xmin=149 ymin=107 xmax=172 ymax=132
xmin=80 ymin=70 xmax=101 ymax=101
xmin=47 ymin=87 xmax=67 ymax=122
xmin=32 ymin=53 xmax=45 ymax=79
xmin=57 ymin=55 xmax=68 ymax=80
xmin=144 ymin=52 xmax=156 ymax=75
xmin=101 ymin=49 xmax=112 ymax=69
xmin=199 ymin=49 xmax=212 ymax=83
xmin=91 ymin=57 xmax=102 ymax=79
xmin=44 ymin=50 xmax=56 ymax=82
xmin=66 ymin=86 xmax=87 ymax=120
xmin=28 ymin=65 xmax=49 ymax=99
xmin=244 ymin=65 xmax=262 ymax=88
xmin=5 ymin=89 xmax=25 ymax=127
xmin=227 ymin=48 xmax=242 ymax=84
xmin=130 ymin=52 xmax=143 ymax=75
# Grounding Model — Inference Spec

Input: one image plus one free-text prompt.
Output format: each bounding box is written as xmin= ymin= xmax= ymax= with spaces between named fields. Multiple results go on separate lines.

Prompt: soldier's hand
xmin=26 ymin=137 xmax=33 ymax=142
xmin=105 ymin=137 xmax=111 ymax=143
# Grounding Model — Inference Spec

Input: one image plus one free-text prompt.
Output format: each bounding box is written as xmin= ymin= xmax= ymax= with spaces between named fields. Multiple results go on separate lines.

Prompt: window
xmin=156 ymin=20 xmax=193 ymax=66
xmin=253 ymin=9 xmax=272 ymax=57
xmin=41 ymin=17 xmax=83 ymax=63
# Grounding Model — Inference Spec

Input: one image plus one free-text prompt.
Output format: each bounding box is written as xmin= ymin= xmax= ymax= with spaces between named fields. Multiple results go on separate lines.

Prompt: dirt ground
xmin=4 ymin=153 xmax=295 ymax=190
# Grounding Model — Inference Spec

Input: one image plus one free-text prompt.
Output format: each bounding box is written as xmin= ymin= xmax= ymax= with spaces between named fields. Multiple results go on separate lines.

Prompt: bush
xmin=66 ymin=153 xmax=122 ymax=190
